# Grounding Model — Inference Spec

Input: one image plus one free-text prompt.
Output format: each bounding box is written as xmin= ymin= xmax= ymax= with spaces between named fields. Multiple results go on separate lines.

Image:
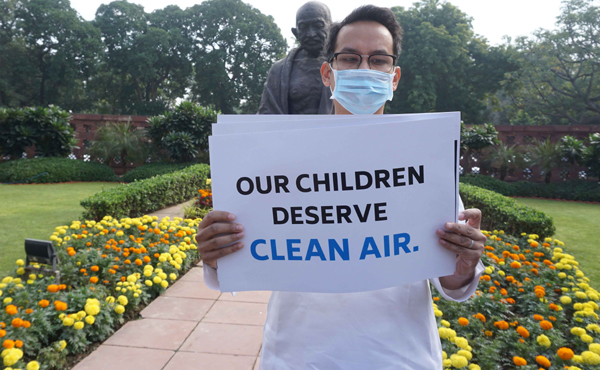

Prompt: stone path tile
xmin=72 ymin=345 xmax=173 ymax=370
xmin=104 ymin=318 xmax=197 ymax=350
xmin=203 ymin=301 xmax=268 ymax=326
xmin=164 ymin=280 xmax=221 ymax=300
xmin=180 ymin=322 xmax=263 ymax=356
xmin=163 ymin=352 xmax=256 ymax=370
xmin=140 ymin=297 xmax=215 ymax=321
xmin=219 ymin=291 xmax=272 ymax=304
xmin=254 ymin=356 xmax=261 ymax=370
xmin=147 ymin=199 xmax=194 ymax=221
xmin=197 ymin=260 xmax=203 ymax=267
xmin=179 ymin=267 xmax=204 ymax=282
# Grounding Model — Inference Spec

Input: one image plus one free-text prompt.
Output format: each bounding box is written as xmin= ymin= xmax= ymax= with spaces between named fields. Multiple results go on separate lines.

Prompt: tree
xmin=460 ymin=123 xmax=499 ymax=173
xmin=147 ymin=102 xmax=218 ymax=162
xmin=87 ymin=121 xmax=148 ymax=171
xmin=186 ymin=0 xmax=287 ymax=114
xmin=486 ymin=142 xmax=523 ymax=180
xmin=389 ymin=0 xmax=518 ymax=123
xmin=0 ymin=0 xmax=101 ymax=109
xmin=583 ymin=133 xmax=600 ymax=180
xmin=94 ymin=2 xmax=193 ymax=115
xmin=529 ymin=138 xmax=562 ymax=184
xmin=504 ymin=0 xmax=600 ymax=125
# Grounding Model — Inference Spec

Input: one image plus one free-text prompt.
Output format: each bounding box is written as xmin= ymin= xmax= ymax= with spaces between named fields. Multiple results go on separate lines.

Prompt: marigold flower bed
xmin=433 ymin=231 xmax=600 ymax=369
xmin=0 ymin=215 xmax=200 ymax=369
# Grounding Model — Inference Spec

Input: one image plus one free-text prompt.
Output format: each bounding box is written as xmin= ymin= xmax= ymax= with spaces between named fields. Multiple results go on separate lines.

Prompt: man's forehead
xmin=335 ymin=21 xmax=394 ymax=54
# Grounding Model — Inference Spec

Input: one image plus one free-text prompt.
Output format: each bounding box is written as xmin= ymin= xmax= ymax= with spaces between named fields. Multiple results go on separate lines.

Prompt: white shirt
xmin=203 ymin=200 xmax=485 ymax=369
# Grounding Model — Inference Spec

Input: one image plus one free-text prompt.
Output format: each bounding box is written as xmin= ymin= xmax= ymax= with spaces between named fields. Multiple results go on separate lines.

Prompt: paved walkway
xmin=73 ymin=202 xmax=270 ymax=370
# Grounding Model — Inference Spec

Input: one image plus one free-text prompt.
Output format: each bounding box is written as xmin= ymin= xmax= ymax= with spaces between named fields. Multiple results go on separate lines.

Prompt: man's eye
xmin=340 ymin=56 xmax=359 ymax=63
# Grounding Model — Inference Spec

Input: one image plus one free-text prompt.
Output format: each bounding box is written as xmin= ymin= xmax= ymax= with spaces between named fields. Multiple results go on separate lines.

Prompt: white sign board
xmin=209 ymin=114 xmax=460 ymax=293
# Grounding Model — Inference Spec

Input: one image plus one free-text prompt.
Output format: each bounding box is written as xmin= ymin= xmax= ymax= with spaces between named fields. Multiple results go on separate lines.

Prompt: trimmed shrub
xmin=460 ymin=174 xmax=600 ymax=203
xmin=460 ymin=183 xmax=555 ymax=237
xmin=0 ymin=158 xmax=119 ymax=184
xmin=121 ymin=163 xmax=197 ymax=183
xmin=81 ymin=164 xmax=210 ymax=220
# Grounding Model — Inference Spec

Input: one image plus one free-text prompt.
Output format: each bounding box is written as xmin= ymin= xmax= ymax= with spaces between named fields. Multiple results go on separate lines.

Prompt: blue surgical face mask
xmin=330 ymin=68 xmax=395 ymax=115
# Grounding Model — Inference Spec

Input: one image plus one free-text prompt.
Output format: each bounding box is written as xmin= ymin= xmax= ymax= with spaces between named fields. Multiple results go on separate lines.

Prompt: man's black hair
xmin=324 ymin=5 xmax=403 ymax=62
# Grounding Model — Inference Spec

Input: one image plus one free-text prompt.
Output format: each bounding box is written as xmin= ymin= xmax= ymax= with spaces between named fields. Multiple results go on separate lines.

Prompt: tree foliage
xmin=87 ymin=121 xmax=148 ymax=170
xmin=389 ymin=0 xmax=518 ymax=124
xmin=186 ymin=0 xmax=287 ymax=114
xmin=503 ymin=0 xmax=600 ymax=125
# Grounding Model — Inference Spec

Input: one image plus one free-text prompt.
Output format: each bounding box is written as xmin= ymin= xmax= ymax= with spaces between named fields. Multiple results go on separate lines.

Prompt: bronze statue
xmin=258 ymin=1 xmax=333 ymax=114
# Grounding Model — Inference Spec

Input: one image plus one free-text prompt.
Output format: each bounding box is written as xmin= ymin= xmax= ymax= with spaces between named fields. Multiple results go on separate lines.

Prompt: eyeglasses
xmin=329 ymin=52 xmax=397 ymax=73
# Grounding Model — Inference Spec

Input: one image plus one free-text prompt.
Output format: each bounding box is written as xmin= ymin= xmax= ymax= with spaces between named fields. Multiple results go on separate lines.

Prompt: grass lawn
xmin=514 ymin=198 xmax=600 ymax=289
xmin=0 ymin=182 xmax=120 ymax=277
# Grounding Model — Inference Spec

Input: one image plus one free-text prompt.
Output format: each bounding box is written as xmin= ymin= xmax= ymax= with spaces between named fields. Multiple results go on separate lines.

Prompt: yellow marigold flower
xmin=85 ymin=315 xmax=95 ymax=325
xmin=117 ymin=296 xmax=128 ymax=306
xmin=581 ymin=334 xmax=594 ymax=343
xmin=145 ymin=280 xmax=153 ymax=287
xmin=438 ymin=328 xmax=457 ymax=340
xmin=434 ymin=309 xmax=443 ymax=317
xmin=568 ymin=367 xmax=583 ymax=370
xmin=561 ymin=296 xmax=572 ymax=304
xmin=2 ymin=348 xmax=23 ymax=366
xmin=85 ymin=304 xmax=100 ymax=316
xmin=575 ymin=291 xmax=588 ymax=299
xmin=454 ymin=337 xmax=469 ymax=349
xmin=573 ymin=355 xmax=583 ymax=363
xmin=582 ymin=351 xmax=600 ymax=365
xmin=62 ymin=317 xmax=74 ymax=326
xmin=161 ymin=280 xmax=169 ymax=288
xmin=457 ymin=350 xmax=472 ymax=360
xmin=153 ymin=276 xmax=162 ymax=284
xmin=15 ymin=259 xmax=24 ymax=266
xmin=114 ymin=305 xmax=125 ymax=314
xmin=571 ymin=327 xmax=586 ymax=336
xmin=442 ymin=351 xmax=447 ymax=360
xmin=441 ymin=320 xmax=450 ymax=328
xmin=468 ymin=365 xmax=480 ymax=370
xmin=558 ymin=272 xmax=567 ymax=279
xmin=587 ymin=324 xmax=600 ymax=333
xmin=59 ymin=340 xmax=67 ymax=351
xmin=26 ymin=360 xmax=40 ymax=370
xmin=450 ymin=354 xmax=468 ymax=368
xmin=537 ymin=334 xmax=551 ymax=347
xmin=590 ymin=343 xmax=600 ymax=355
xmin=73 ymin=321 xmax=84 ymax=330
xmin=443 ymin=359 xmax=452 ymax=368
xmin=169 ymin=273 xmax=177 ymax=281
xmin=143 ymin=271 xmax=152 ymax=277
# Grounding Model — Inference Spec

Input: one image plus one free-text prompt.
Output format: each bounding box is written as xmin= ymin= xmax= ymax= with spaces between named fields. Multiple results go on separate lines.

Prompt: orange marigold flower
xmin=530 ymin=241 xmax=539 ymax=247
xmin=482 ymin=275 xmax=491 ymax=281
xmin=557 ymin=347 xmax=574 ymax=360
xmin=135 ymin=259 xmax=143 ymax=266
xmin=154 ymin=253 xmax=160 ymax=258
xmin=11 ymin=318 xmax=23 ymax=328
xmin=512 ymin=245 xmax=520 ymax=251
xmin=533 ymin=314 xmax=544 ymax=321
xmin=513 ymin=356 xmax=527 ymax=366
xmin=14 ymin=340 xmax=23 ymax=348
xmin=484 ymin=330 xmax=493 ymax=336
xmin=5 ymin=305 xmax=18 ymax=315
xmin=543 ymin=259 xmax=552 ymax=266
xmin=530 ymin=268 xmax=538 ymax=275
xmin=124 ymin=259 xmax=131 ymax=265
xmin=3 ymin=339 xmax=15 ymax=349
xmin=506 ymin=298 xmax=516 ymax=304
xmin=47 ymin=284 xmax=59 ymax=293
xmin=549 ymin=303 xmax=559 ymax=311
xmin=38 ymin=299 xmax=49 ymax=308
xmin=54 ymin=301 xmax=67 ymax=311
xmin=489 ymin=286 xmax=496 ymax=293
xmin=68 ymin=250 xmax=76 ymax=256
xmin=22 ymin=320 xmax=31 ymax=328
xmin=536 ymin=355 xmax=550 ymax=367
xmin=0 ymin=329 xmax=5 ymax=337
xmin=433 ymin=297 xmax=440 ymax=301
xmin=510 ymin=261 xmax=521 ymax=268
xmin=458 ymin=317 xmax=469 ymax=326
xmin=548 ymin=316 xmax=556 ymax=321
xmin=542 ymin=242 xmax=550 ymax=247
xmin=25 ymin=308 xmax=33 ymax=314
xmin=121 ymin=276 xmax=126 ymax=282
xmin=475 ymin=313 xmax=486 ymax=323
xmin=80 ymin=268 xmax=86 ymax=273
xmin=90 ymin=276 xmax=98 ymax=283
xmin=549 ymin=265 xmax=556 ymax=270
xmin=494 ymin=321 xmax=509 ymax=330
xmin=500 ymin=289 xmax=508 ymax=296
xmin=516 ymin=326 xmax=530 ymax=338
xmin=540 ymin=320 xmax=553 ymax=330
xmin=91 ymin=266 xmax=99 ymax=272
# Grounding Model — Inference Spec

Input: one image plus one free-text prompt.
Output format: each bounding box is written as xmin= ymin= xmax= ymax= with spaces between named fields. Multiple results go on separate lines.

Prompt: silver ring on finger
xmin=467 ymin=239 xmax=474 ymax=249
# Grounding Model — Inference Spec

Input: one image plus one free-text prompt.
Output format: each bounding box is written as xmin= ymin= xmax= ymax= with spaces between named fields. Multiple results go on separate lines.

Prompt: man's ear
xmin=392 ymin=66 xmax=401 ymax=91
xmin=292 ymin=27 xmax=298 ymax=39
xmin=321 ymin=62 xmax=332 ymax=87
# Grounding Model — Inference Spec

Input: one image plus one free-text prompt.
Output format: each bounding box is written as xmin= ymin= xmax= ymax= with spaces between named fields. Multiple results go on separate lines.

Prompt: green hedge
xmin=0 ymin=158 xmax=119 ymax=184
xmin=459 ymin=183 xmax=555 ymax=237
xmin=121 ymin=162 xmax=197 ymax=183
xmin=460 ymin=174 xmax=600 ymax=202
xmin=81 ymin=164 xmax=210 ymax=220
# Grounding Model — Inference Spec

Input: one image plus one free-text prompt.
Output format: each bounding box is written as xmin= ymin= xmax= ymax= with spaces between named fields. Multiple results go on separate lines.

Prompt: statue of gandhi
xmin=258 ymin=2 xmax=333 ymax=114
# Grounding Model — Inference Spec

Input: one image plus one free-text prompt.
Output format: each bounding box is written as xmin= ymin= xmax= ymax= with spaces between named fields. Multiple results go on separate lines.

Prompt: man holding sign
xmin=196 ymin=5 xmax=485 ymax=370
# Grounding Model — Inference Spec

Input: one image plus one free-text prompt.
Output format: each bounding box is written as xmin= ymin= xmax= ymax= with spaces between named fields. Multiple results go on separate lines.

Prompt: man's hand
xmin=436 ymin=208 xmax=486 ymax=290
xmin=195 ymin=211 xmax=245 ymax=269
